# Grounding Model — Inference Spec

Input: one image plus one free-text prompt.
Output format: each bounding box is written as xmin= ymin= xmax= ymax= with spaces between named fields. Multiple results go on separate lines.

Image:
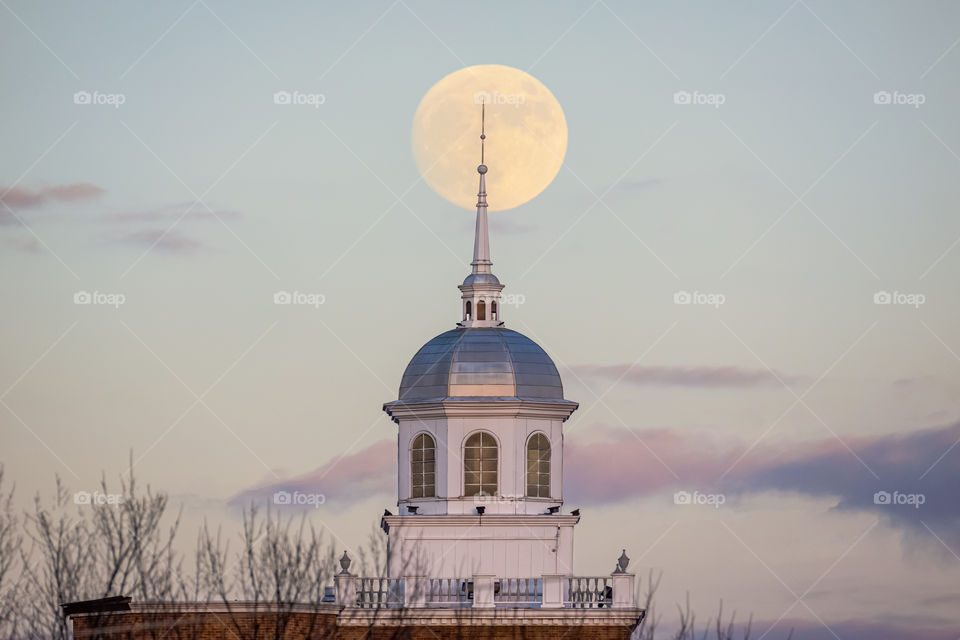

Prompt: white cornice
xmin=382 ymin=514 xmax=580 ymax=527
xmin=337 ymin=606 xmax=644 ymax=627
xmin=383 ymin=398 xmax=579 ymax=424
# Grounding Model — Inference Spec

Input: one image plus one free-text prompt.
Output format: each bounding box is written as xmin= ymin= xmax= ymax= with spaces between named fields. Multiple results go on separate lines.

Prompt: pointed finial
xmin=478 ymin=100 xmax=487 ymax=176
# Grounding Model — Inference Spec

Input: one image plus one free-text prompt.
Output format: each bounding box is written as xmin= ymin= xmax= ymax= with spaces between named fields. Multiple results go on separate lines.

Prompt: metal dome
xmin=397 ymin=328 xmax=565 ymax=401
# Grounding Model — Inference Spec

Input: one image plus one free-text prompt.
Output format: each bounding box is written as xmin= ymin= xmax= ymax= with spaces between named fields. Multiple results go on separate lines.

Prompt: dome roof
xmin=397 ymin=328 xmax=564 ymax=401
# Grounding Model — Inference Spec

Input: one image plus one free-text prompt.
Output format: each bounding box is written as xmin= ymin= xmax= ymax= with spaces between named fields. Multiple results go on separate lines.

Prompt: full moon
xmin=412 ymin=65 xmax=567 ymax=212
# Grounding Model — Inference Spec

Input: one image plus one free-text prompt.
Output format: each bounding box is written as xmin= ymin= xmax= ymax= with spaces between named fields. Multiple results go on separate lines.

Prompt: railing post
xmin=405 ymin=576 xmax=428 ymax=608
xmin=472 ymin=574 xmax=495 ymax=609
xmin=335 ymin=573 xmax=356 ymax=608
xmin=541 ymin=574 xmax=565 ymax=609
xmin=610 ymin=572 xmax=635 ymax=609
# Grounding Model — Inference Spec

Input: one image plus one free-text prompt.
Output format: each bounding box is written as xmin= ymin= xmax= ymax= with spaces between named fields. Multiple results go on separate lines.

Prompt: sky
xmin=2 ymin=1 xmax=960 ymax=638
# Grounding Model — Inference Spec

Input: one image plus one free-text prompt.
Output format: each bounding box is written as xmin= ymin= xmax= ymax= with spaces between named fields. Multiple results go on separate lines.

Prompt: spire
xmin=471 ymin=101 xmax=492 ymax=274
xmin=457 ymin=100 xmax=504 ymax=328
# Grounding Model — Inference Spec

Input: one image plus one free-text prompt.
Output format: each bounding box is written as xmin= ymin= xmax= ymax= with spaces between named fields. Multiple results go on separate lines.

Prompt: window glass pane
xmin=411 ymin=433 xmax=436 ymax=499
xmin=526 ymin=434 xmax=551 ymax=498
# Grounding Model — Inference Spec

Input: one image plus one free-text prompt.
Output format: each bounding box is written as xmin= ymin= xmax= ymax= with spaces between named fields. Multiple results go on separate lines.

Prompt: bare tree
xmin=0 ymin=466 xmax=22 ymax=639
xmin=19 ymin=477 xmax=96 ymax=640
xmin=199 ymin=503 xmax=337 ymax=640
xmin=15 ymin=459 xmax=190 ymax=640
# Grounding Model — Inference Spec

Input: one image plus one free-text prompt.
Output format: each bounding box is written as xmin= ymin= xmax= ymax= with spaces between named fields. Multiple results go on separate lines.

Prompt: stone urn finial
xmin=339 ymin=550 xmax=352 ymax=574
xmin=615 ymin=549 xmax=630 ymax=574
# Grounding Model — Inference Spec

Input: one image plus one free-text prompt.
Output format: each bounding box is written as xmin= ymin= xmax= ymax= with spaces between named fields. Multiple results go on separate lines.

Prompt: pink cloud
xmin=230 ymin=440 xmax=395 ymax=510
xmin=0 ymin=183 xmax=104 ymax=210
xmin=569 ymin=364 xmax=802 ymax=388
xmin=114 ymin=228 xmax=203 ymax=253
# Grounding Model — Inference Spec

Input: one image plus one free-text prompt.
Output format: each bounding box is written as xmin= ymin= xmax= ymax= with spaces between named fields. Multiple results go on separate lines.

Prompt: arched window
xmin=411 ymin=433 xmax=436 ymax=498
xmin=526 ymin=433 xmax=551 ymax=497
xmin=464 ymin=432 xmax=497 ymax=496
xmin=491 ymin=301 xmax=498 ymax=321
xmin=477 ymin=300 xmax=486 ymax=321
xmin=465 ymin=300 xmax=472 ymax=321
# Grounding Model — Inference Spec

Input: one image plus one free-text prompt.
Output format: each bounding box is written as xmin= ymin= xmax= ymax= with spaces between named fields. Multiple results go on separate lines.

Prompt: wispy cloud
xmin=0 ymin=183 xmax=104 ymax=211
xmin=112 ymin=228 xmax=203 ymax=253
xmin=229 ymin=440 xmax=395 ymax=510
xmin=570 ymin=363 xmax=803 ymax=388
xmin=102 ymin=201 xmax=242 ymax=224
xmin=103 ymin=202 xmax=242 ymax=253
xmin=565 ymin=421 xmax=960 ymax=549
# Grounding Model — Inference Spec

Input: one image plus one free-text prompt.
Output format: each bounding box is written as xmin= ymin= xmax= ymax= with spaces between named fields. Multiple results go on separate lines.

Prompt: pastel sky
xmin=2 ymin=2 xmax=960 ymax=638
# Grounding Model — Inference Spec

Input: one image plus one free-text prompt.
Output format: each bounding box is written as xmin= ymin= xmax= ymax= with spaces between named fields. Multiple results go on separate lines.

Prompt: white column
xmin=472 ymin=574 xmax=496 ymax=609
xmin=405 ymin=576 xmax=428 ymax=608
xmin=610 ymin=572 xmax=636 ymax=609
xmin=335 ymin=573 xmax=356 ymax=608
xmin=541 ymin=574 xmax=565 ymax=609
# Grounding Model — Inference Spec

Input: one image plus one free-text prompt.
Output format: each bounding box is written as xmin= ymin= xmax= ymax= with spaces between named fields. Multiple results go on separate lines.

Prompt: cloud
xmin=748 ymin=616 xmax=957 ymax=640
xmin=564 ymin=421 xmax=960 ymax=549
xmin=231 ymin=419 xmax=959 ymax=549
xmin=569 ymin=364 xmax=802 ymax=388
xmin=103 ymin=202 xmax=242 ymax=252
xmin=113 ymin=229 xmax=203 ymax=253
xmin=2 ymin=236 xmax=42 ymax=253
xmin=102 ymin=201 xmax=241 ymax=224
xmin=229 ymin=440 xmax=395 ymax=511
xmin=0 ymin=183 xmax=104 ymax=211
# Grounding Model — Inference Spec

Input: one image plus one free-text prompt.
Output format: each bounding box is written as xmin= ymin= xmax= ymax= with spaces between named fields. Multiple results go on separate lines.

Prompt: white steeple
xmin=458 ymin=101 xmax=505 ymax=328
